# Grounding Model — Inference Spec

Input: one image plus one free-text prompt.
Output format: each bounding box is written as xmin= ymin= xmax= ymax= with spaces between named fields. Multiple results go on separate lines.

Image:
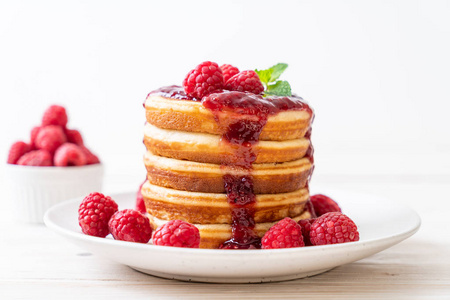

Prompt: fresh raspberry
xmin=261 ymin=217 xmax=305 ymax=249
xmin=224 ymin=70 xmax=264 ymax=94
xmin=182 ymin=61 xmax=224 ymax=99
xmin=153 ymin=219 xmax=200 ymax=248
xmin=65 ymin=129 xmax=84 ymax=145
xmin=78 ymin=192 xmax=118 ymax=238
xmin=79 ymin=146 xmax=100 ymax=164
xmin=30 ymin=126 xmax=41 ymax=149
xmin=136 ymin=180 xmax=146 ymax=214
xmin=304 ymin=199 xmax=317 ymax=218
xmin=7 ymin=141 xmax=31 ymax=164
xmin=310 ymin=194 xmax=342 ymax=216
xmin=108 ymin=209 xmax=152 ymax=243
xmin=35 ymin=125 xmax=67 ymax=154
xmin=54 ymin=143 xmax=87 ymax=166
xmin=220 ymin=64 xmax=239 ymax=83
xmin=42 ymin=105 xmax=68 ymax=127
xmin=17 ymin=150 xmax=52 ymax=166
xmin=298 ymin=219 xmax=315 ymax=246
xmin=310 ymin=212 xmax=360 ymax=246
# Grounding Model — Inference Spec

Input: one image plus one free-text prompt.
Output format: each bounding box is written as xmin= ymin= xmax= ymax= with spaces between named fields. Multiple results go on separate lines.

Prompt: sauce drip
xmin=202 ymin=91 xmax=313 ymax=249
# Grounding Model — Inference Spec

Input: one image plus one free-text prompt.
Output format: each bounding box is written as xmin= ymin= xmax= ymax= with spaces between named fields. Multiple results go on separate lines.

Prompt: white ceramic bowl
xmin=4 ymin=163 xmax=104 ymax=223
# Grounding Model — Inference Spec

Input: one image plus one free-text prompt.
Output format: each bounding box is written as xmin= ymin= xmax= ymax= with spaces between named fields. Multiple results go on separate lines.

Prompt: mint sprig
xmin=266 ymin=80 xmax=291 ymax=96
xmin=255 ymin=63 xmax=291 ymax=96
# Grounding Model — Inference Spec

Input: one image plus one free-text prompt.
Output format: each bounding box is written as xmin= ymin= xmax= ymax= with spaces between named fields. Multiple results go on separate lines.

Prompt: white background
xmin=1 ymin=0 xmax=449 ymax=193
xmin=1 ymin=2 xmax=450 ymax=297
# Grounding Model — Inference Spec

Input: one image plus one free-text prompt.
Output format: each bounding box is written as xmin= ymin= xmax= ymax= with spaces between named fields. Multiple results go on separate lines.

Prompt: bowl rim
xmin=4 ymin=163 xmax=104 ymax=173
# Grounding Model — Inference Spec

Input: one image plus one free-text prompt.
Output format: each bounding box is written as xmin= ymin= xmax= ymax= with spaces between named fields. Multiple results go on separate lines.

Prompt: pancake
xmin=145 ymin=94 xmax=312 ymax=141
xmin=148 ymin=210 xmax=312 ymax=249
xmin=144 ymin=123 xmax=310 ymax=165
xmin=144 ymin=151 xmax=313 ymax=194
xmin=143 ymin=83 xmax=315 ymax=249
xmin=141 ymin=181 xmax=309 ymax=224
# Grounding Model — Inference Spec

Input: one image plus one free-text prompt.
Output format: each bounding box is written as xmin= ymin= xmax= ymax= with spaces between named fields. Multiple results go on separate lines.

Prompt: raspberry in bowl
xmin=5 ymin=105 xmax=103 ymax=223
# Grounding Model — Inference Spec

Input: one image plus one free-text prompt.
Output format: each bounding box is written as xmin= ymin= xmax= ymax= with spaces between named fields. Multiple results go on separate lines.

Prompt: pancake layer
xmin=145 ymin=95 xmax=312 ymax=141
xmin=144 ymin=151 xmax=312 ymax=194
xmin=142 ymin=181 xmax=309 ymax=224
xmin=148 ymin=210 xmax=312 ymax=248
xmin=144 ymin=123 xmax=310 ymax=165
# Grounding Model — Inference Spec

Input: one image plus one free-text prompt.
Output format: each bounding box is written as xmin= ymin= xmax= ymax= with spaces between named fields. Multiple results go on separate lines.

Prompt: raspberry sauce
xmin=201 ymin=91 xmax=313 ymax=249
xmin=148 ymin=85 xmax=194 ymax=101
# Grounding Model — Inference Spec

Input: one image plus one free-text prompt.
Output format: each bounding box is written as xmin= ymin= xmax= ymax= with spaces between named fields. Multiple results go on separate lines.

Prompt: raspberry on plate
xmin=183 ymin=61 xmax=224 ymax=99
xmin=7 ymin=141 xmax=31 ymax=164
xmin=298 ymin=219 xmax=315 ymax=246
xmin=54 ymin=143 xmax=87 ymax=166
xmin=153 ymin=219 xmax=200 ymax=248
xmin=309 ymin=212 xmax=360 ymax=246
xmin=78 ymin=192 xmax=118 ymax=238
xmin=224 ymin=70 xmax=264 ymax=94
xmin=310 ymin=194 xmax=342 ymax=216
xmin=304 ymin=199 xmax=317 ymax=219
xmin=220 ymin=64 xmax=239 ymax=83
xmin=35 ymin=125 xmax=67 ymax=154
xmin=261 ymin=217 xmax=305 ymax=249
xmin=108 ymin=209 xmax=152 ymax=243
xmin=136 ymin=180 xmax=146 ymax=214
xmin=42 ymin=105 xmax=68 ymax=127
xmin=17 ymin=149 xmax=52 ymax=166
xmin=65 ymin=129 xmax=84 ymax=145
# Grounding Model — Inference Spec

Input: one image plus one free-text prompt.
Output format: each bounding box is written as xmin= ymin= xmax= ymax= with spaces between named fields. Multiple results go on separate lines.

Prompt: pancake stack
xmin=142 ymin=86 xmax=315 ymax=248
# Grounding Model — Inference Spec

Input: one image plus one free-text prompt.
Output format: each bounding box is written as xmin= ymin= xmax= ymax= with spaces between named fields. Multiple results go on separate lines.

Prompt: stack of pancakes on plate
xmin=142 ymin=86 xmax=314 ymax=248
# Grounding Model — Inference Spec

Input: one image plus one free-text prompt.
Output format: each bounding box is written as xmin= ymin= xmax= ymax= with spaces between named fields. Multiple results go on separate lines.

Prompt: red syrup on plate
xmin=201 ymin=91 xmax=314 ymax=249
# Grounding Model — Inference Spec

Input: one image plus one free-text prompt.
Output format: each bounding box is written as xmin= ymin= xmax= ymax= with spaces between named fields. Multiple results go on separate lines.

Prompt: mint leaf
xmin=266 ymin=80 xmax=291 ymax=96
xmin=255 ymin=69 xmax=272 ymax=86
xmin=255 ymin=63 xmax=291 ymax=96
xmin=268 ymin=63 xmax=288 ymax=82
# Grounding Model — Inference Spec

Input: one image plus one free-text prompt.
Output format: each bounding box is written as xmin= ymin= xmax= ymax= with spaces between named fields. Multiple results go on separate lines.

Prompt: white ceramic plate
xmin=44 ymin=189 xmax=420 ymax=283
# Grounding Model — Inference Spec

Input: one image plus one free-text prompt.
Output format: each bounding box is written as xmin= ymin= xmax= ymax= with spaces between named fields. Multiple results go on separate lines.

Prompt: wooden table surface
xmin=1 ymin=174 xmax=449 ymax=299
